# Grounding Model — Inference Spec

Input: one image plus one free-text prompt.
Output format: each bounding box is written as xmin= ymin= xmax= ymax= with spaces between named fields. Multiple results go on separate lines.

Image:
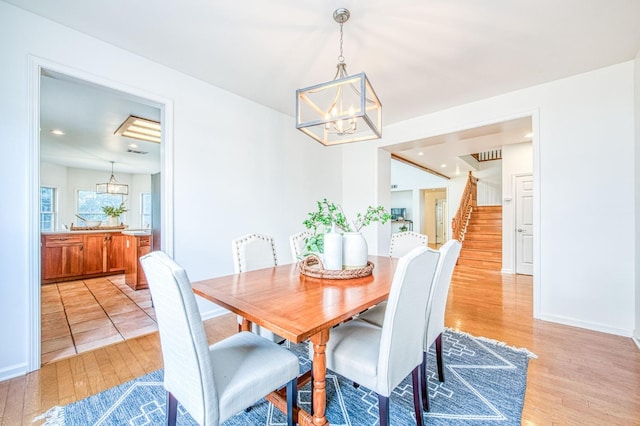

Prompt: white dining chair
xmin=140 ymin=251 xmax=299 ymax=426
xmin=359 ymin=239 xmax=462 ymax=411
xmin=389 ymin=231 xmax=429 ymax=258
xmin=289 ymin=230 xmax=313 ymax=261
xmin=231 ymin=233 xmax=285 ymax=343
xmin=419 ymin=239 xmax=461 ymax=410
xmin=315 ymin=246 xmax=440 ymax=426
xmin=232 ymin=233 xmax=278 ymax=273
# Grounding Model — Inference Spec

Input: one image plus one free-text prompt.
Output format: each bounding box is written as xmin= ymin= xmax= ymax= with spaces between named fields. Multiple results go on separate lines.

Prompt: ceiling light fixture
xmin=96 ymin=161 xmax=128 ymax=195
xmin=295 ymin=8 xmax=382 ymax=146
xmin=114 ymin=115 xmax=161 ymax=143
xmin=50 ymin=129 xmax=65 ymax=135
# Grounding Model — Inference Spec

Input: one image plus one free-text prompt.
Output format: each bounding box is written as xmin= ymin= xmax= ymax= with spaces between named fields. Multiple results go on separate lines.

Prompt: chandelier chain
xmin=338 ymin=22 xmax=345 ymax=64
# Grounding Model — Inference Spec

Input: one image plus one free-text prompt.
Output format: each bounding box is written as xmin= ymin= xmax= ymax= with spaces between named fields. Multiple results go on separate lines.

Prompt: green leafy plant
xmin=102 ymin=201 xmax=128 ymax=218
xmin=303 ymin=198 xmax=392 ymax=253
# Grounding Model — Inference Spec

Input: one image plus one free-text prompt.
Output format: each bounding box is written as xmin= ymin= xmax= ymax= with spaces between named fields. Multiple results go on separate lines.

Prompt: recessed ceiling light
xmin=525 ymin=132 xmax=533 ymax=138
xmin=50 ymin=129 xmax=65 ymax=135
xmin=441 ymin=164 xmax=447 ymax=168
xmin=128 ymin=143 xmax=138 ymax=148
xmin=417 ymin=152 xmax=424 ymax=156
xmin=115 ymin=115 xmax=161 ymax=143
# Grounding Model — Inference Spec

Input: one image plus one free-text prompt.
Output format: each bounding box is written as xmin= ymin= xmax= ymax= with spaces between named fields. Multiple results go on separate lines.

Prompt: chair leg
xmin=286 ymin=378 xmax=297 ymax=426
xmin=165 ymin=391 xmax=177 ymax=426
xmin=412 ymin=366 xmax=424 ymax=426
xmin=378 ymin=394 xmax=390 ymax=426
xmin=435 ymin=332 xmax=445 ymax=382
xmin=310 ymin=375 xmax=313 ymax=415
xmin=421 ymin=351 xmax=430 ymax=412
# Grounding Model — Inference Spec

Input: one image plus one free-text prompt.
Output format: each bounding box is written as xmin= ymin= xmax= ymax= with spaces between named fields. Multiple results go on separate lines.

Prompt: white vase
xmin=342 ymin=232 xmax=368 ymax=269
xmin=106 ymin=216 xmax=119 ymax=227
xmin=323 ymin=224 xmax=343 ymax=270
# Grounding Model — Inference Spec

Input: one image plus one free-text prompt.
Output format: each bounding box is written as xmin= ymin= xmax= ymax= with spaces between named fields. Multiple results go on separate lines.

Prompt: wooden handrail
xmin=452 ymin=171 xmax=478 ymax=241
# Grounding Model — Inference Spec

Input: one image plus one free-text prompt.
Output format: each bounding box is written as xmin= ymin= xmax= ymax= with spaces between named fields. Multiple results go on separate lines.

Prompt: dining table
xmin=191 ymin=254 xmax=397 ymax=426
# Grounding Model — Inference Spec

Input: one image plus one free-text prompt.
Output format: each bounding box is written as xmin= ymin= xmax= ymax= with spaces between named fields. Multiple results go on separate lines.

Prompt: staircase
xmin=457 ymin=206 xmax=502 ymax=270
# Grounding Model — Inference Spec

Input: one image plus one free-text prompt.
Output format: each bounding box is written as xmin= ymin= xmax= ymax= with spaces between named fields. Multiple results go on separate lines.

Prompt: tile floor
xmin=41 ymin=274 xmax=157 ymax=365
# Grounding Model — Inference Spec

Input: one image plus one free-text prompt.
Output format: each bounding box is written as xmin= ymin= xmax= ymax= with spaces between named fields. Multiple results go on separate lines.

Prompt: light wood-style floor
xmin=2 ymin=265 xmax=640 ymax=425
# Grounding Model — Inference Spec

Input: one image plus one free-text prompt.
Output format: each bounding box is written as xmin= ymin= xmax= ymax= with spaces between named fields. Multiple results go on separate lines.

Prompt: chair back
xmin=377 ymin=246 xmax=440 ymax=395
xmin=425 ymin=239 xmax=462 ymax=349
xmin=289 ymin=230 xmax=312 ymax=261
xmin=231 ymin=233 xmax=277 ymax=273
xmin=389 ymin=231 xmax=429 ymax=258
xmin=140 ymin=251 xmax=219 ymax=425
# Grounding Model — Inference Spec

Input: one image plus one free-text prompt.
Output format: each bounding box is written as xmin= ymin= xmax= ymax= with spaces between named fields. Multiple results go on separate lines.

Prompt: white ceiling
xmin=12 ymin=0 xmax=640 ymax=176
xmin=40 ymin=71 xmax=161 ymax=174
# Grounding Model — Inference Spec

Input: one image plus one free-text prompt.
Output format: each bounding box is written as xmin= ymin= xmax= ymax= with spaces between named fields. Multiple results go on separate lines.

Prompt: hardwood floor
xmin=41 ymin=275 xmax=157 ymax=365
xmin=2 ymin=266 xmax=639 ymax=425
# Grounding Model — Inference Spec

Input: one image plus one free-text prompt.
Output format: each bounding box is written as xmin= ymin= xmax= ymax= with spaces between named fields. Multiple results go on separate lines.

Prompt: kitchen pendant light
xmin=296 ymin=8 xmax=382 ymax=146
xmin=96 ymin=161 xmax=128 ymax=195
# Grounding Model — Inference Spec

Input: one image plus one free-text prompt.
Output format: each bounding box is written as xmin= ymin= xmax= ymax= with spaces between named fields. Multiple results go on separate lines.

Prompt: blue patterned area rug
xmin=38 ymin=329 xmax=535 ymax=425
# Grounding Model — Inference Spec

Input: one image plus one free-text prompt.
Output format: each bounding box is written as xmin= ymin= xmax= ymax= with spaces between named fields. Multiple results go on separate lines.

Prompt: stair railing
xmin=452 ymin=171 xmax=478 ymax=241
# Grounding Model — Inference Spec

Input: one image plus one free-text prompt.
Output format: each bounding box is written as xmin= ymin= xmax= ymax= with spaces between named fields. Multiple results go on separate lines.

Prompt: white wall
xmin=476 ymin=164 xmax=502 ymax=206
xmin=501 ymin=143 xmax=533 ymax=273
xmin=40 ymin=163 xmax=151 ymax=229
xmin=0 ymin=3 xmax=342 ymax=380
xmin=358 ymin=61 xmax=636 ymax=339
xmin=390 ymin=190 xmax=412 ymax=218
xmin=390 ymin=159 xmax=448 ymax=235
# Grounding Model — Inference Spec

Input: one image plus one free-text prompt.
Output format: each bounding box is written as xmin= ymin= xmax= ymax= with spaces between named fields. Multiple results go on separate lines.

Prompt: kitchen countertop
xmin=42 ymin=229 xmax=149 ymax=235
xmin=121 ymin=230 xmax=152 ymax=236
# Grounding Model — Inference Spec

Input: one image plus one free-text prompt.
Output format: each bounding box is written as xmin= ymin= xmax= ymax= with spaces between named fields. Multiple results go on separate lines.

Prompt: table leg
xmin=240 ymin=318 xmax=251 ymax=332
xmin=310 ymin=329 xmax=330 ymax=426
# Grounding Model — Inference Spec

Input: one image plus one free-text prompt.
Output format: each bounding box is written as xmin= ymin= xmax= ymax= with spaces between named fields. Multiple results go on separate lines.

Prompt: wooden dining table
xmin=191 ymin=254 xmax=397 ymax=426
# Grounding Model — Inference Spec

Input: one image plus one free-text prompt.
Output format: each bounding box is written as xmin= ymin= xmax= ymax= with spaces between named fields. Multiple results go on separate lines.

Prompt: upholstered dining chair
xmin=289 ymin=230 xmax=313 ymax=261
xmin=140 ymin=251 xmax=299 ymax=426
xmin=231 ymin=233 xmax=285 ymax=343
xmin=419 ymin=239 xmax=461 ymax=409
xmin=232 ymin=233 xmax=278 ymax=273
xmin=359 ymin=239 xmax=462 ymax=411
xmin=389 ymin=231 xmax=429 ymax=258
xmin=316 ymin=246 xmax=440 ymax=426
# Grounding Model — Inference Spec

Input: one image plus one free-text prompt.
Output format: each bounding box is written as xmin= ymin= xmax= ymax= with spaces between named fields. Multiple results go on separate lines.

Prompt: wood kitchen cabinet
xmin=41 ymin=231 xmax=126 ymax=284
xmin=83 ymin=233 xmax=107 ymax=275
xmin=107 ymin=233 xmax=126 ymax=272
xmin=41 ymin=234 xmax=84 ymax=281
xmin=83 ymin=233 xmax=126 ymax=276
xmin=124 ymin=233 xmax=152 ymax=290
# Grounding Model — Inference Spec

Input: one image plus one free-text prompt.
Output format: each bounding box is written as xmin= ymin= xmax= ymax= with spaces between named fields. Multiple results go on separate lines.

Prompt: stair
xmin=458 ymin=205 xmax=502 ymax=270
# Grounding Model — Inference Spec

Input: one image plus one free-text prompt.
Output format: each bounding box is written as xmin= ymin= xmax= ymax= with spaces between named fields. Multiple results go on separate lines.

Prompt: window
xmin=77 ymin=190 xmax=124 ymax=222
xmin=40 ymin=186 xmax=56 ymax=231
xmin=141 ymin=193 xmax=152 ymax=228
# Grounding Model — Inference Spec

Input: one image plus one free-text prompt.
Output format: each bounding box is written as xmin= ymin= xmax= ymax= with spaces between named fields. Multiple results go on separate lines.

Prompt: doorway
xmin=29 ymin=57 xmax=174 ymax=371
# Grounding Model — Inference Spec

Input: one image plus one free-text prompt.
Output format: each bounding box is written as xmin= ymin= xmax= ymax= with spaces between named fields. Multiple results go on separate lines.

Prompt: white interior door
xmin=435 ymin=198 xmax=446 ymax=244
xmin=515 ymin=174 xmax=533 ymax=275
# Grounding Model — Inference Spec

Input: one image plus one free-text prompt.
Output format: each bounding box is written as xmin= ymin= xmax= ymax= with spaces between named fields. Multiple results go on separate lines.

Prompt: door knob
xmin=517 ymin=228 xmax=523 ymax=232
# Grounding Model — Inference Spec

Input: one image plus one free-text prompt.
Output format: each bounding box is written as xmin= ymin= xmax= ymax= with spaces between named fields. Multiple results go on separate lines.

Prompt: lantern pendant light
xmin=296 ymin=8 xmax=382 ymax=146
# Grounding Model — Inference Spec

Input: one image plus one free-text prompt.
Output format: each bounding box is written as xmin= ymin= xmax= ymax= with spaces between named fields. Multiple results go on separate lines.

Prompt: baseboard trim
xmin=195 ymin=295 xmax=229 ymax=321
xmin=0 ymin=362 xmax=28 ymax=382
xmin=539 ymin=313 xmax=632 ymax=337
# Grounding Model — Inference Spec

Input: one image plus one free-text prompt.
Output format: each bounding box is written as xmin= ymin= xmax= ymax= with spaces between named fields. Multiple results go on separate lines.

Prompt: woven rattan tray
xmin=299 ymin=254 xmax=374 ymax=280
